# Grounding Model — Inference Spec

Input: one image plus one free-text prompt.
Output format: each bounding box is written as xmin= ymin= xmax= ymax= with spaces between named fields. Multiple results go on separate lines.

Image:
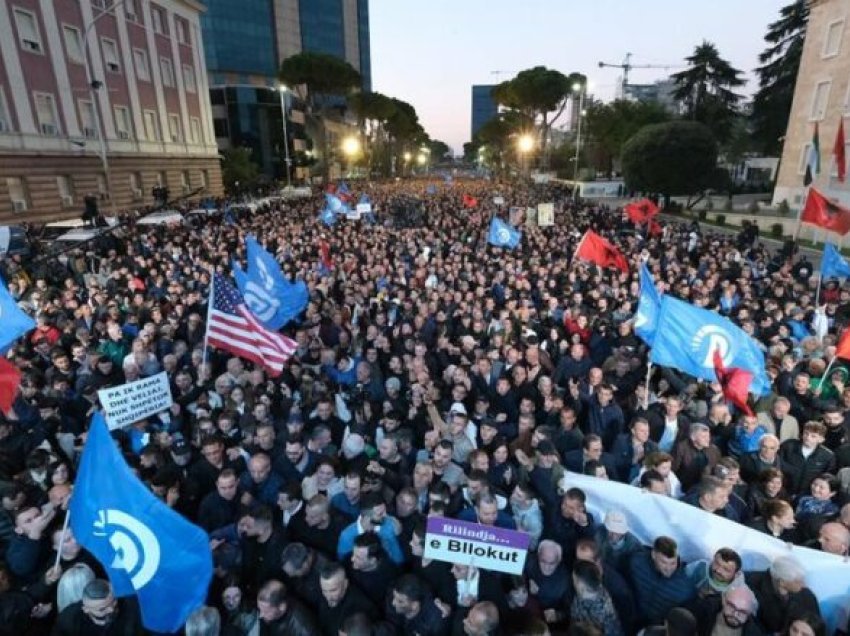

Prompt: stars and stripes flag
xmin=205 ymin=273 xmax=296 ymax=376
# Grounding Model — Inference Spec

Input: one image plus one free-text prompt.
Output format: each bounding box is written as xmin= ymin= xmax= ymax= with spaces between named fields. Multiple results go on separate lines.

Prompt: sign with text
xmin=509 ymin=207 xmax=524 ymax=226
xmin=98 ymin=372 xmax=173 ymax=430
xmin=354 ymin=203 xmax=371 ymax=218
xmin=525 ymin=206 xmax=538 ymax=227
xmin=423 ymin=516 xmax=529 ymax=575
xmin=537 ymin=202 xmax=554 ymax=226
xmin=493 ymin=196 xmax=505 ymax=206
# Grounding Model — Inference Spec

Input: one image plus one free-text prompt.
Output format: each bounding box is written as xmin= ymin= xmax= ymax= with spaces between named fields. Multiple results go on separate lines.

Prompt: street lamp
xmin=278 ymin=85 xmax=292 ymax=188
xmin=572 ymin=81 xmax=587 ymax=195
xmin=341 ymin=136 xmax=360 ymax=176
xmin=517 ymin=133 xmax=535 ymax=175
xmin=416 ymin=153 xmax=427 ymax=165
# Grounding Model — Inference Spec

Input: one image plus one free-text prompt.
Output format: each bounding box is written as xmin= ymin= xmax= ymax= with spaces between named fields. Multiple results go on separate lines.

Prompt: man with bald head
xmin=816 ymin=521 xmax=850 ymax=556
xmin=690 ymin=584 xmax=763 ymax=636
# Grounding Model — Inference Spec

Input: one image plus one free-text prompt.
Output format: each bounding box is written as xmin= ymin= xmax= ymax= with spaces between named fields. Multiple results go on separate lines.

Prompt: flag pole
xmin=201 ymin=271 xmax=215 ymax=366
xmin=571 ymin=230 xmax=589 ymax=269
xmin=821 ymin=356 xmax=838 ymax=390
xmin=793 ymin=186 xmax=811 ymax=245
xmin=643 ymin=361 xmax=653 ymax=410
xmin=815 ymin=271 xmax=823 ymax=307
xmin=53 ymin=508 xmax=72 ymax=570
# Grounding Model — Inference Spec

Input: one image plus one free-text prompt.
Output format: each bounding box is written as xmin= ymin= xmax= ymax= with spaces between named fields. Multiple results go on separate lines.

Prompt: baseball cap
xmin=385 ymin=377 xmax=401 ymax=392
xmin=449 ymin=402 xmax=467 ymax=416
xmin=604 ymin=510 xmax=629 ymax=534
xmin=690 ymin=421 xmax=710 ymax=434
xmin=171 ymin=438 xmax=191 ymax=456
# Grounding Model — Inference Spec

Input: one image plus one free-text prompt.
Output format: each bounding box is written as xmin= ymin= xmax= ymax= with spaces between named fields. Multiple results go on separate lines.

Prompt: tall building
xmin=773 ymin=0 xmax=849 ymax=208
xmin=0 ymin=0 xmax=221 ymax=224
xmin=471 ymin=85 xmax=498 ymax=141
xmin=623 ymin=79 xmax=678 ymax=113
xmin=202 ymin=0 xmax=371 ymax=179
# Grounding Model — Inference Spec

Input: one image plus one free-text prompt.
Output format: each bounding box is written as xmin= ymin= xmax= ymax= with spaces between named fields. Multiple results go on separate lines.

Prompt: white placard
xmin=356 ymin=203 xmax=372 ymax=214
xmin=98 ymin=372 xmax=173 ymax=430
xmin=493 ymin=196 xmax=505 ymax=206
xmin=423 ymin=516 xmax=529 ymax=575
xmin=537 ymin=202 xmax=554 ymax=226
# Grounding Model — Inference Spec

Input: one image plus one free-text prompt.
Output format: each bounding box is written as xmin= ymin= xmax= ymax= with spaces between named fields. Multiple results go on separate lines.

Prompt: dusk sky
xmin=370 ymin=0 xmax=788 ymax=154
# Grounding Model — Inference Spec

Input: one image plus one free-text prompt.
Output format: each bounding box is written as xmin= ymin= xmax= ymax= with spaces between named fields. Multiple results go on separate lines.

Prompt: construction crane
xmin=597 ymin=53 xmax=683 ymax=96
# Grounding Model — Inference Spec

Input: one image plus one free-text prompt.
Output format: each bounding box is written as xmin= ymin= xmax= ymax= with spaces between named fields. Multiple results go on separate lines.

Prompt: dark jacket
xmin=778 ymin=440 xmax=835 ymax=495
xmin=745 ymin=570 xmax=821 ymax=634
xmin=317 ymin=583 xmax=377 ymax=636
xmin=610 ymin=433 xmax=659 ymax=482
xmin=51 ymin=597 xmax=144 ymax=636
xmin=627 ymin=549 xmax=697 ymax=627
xmin=573 ymin=394 xmax=625 ymax=450
xmin=738 ymin=451 xmax=782 ymax=485
xmin=563 ymin=449 xmax=618 ymax=479
xmin=384 ymin=591 xmax=449 ymax=636
xmin=690 ymin=594 xmax=767 ymax=636
xmin=260 ymin=598 xmax=319 ymax=636
xmin=671 ymin=440 xmax=722 ymax=492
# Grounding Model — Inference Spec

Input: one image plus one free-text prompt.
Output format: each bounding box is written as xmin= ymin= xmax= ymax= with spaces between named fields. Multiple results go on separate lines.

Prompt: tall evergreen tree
xmin=671 ymin=41 xmax=745 ymax=143
xmin=751 ymin=0 xmax=809 ymax=155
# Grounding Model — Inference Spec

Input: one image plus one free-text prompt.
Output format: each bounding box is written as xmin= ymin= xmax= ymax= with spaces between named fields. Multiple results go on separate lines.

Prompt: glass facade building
xmin=471 ymin=85 xmax=498 ymax=140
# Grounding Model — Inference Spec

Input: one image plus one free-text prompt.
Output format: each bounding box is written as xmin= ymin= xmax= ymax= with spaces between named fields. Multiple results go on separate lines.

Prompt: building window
xmin=200 ymin=169 xmax=209 ymax=189
xmin=143 ymin=110 xmax=160 ymax=141
xmin=823 ymin=19 xmax=844 ymax=58
xmin=810 ymin=80 xmax=832 ymax=121
xmin=96 ymin=173 xmax=108 ymax=198
xmin=175 ymin=19 xmax=188 ymax=45
xmin=62 ymin=25 xmax=84 ymax=64
xmin=156 ymin=170 xmax=167 ymax=187
xmin=78 ymin=100 xmax=97 ymax=138
xmin=168 ymin=113 xmax=181 ymax=142
xmin=7 ymin=177 xmax=28 ymax=212
xmin=13 ymin=9 xmax=42 ymax=54
xmin=160 ymin=58 xmax=175 ymax=87
xmin=0 ymin=88 xmax=11 ymax=133
xmin=133 ymin=49 xmax=150 ymax=81
xmin=113 ymin=106 xmax=131 ymax=139
xmin=125 ymin=0 xmax=139 ymax=22
xmin=190 ymin=117 xmax=201 ymax=144
xmin=798 ymin=143 xmax=812 ymax=175
xmin=213 ymin=117 xmax=228 ymax=138
xmin=34 ymin=92 xmax=60 ymax=136
xmin=151 ymin=7 xmax=166 ymax=35
xmin=101 ymin=38 xmax=121 ymax=73
xmin=130 ymin=172 xmax=143 ymax=199
xmin=57 ymin=175 xmax=74 ymax=206
xmin=182 ymin=65 xmax=196 ymax=92
xmin=181 ymin=170 xmax=190 ymax=190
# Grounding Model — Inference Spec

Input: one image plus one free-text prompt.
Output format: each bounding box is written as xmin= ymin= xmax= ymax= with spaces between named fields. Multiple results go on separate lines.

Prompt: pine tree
xmin=751 ymin=0 xmax=809 ymax=155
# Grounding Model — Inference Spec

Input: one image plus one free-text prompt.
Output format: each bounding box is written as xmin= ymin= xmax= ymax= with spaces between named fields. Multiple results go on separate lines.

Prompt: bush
xmin=716 ymin=214 xmax=726 ymax=226
xmin=724 ymin=198 xmax=734 ymax=212
xmin=777 ymin=199 xmax=791 ymax=215
xmin=698 ymin=210 xmax=707 ymax=221
xmin=771 ymin=223 xmax=784 ymax=238
xmin=747 ymin=201 xmax=760 ymax=214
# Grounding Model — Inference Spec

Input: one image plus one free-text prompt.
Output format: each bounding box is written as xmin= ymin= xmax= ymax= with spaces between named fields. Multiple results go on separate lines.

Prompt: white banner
xmin=356 ymin=203 xmax=371 ymax=215
xmin=537 ymin=203 xmax=554 ymax=226
xmin=493 ymin=196 xmax=505 ymax=206
xmin=98 ymin=372 xmax=173 ymax=430
xmin=563 ymin=473 xmax=850 ymax=633
xmin=424 ymin=516 xmax=529 ymax=575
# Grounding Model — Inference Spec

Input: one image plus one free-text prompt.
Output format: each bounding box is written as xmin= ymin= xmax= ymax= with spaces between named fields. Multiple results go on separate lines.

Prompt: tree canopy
xmin=751 ymin=0 xmax=809 ymax=155
xmin=621 ymin=120 xmax=719 ymax=203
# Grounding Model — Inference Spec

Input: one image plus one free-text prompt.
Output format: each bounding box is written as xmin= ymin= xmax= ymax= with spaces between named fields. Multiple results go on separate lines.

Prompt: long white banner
xmin=563 ymin=473 xmax=850 ymax=633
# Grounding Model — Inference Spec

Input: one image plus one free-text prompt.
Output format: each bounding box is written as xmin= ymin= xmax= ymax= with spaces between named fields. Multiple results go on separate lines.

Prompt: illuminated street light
xmin=341 ymin=136 xmax=361 ymax=157
xmin=416 ymin=153 xmax=427 ymax=165
xmin=517 ymin=134 xmax=535 ymax=154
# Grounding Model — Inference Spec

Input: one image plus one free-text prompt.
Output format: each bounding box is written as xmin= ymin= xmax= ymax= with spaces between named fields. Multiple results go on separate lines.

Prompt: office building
xmin=0 ymin=0 xmax=222 ymax=224
xmin=471 ymin=84 xmax=498 ymax=141
xmin=202 ymin=0 xmax=371 ymax=179
xmin=773 ymin=0 xmax=849 ymax=207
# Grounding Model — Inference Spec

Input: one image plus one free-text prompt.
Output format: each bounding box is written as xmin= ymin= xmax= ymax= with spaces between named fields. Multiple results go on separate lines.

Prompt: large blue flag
xmin=232 ymin=236 xmax=308 ymax=330
xmin=320 ymin=207 xmax=336 ymax=226
xmin=69 ymin=414 xmax=212 ymax=633
xmin=650 ymin=296 xmax=771 ymax=395
xmin=488 ymin=217 xmax=521 ymax=249
xmin=821 ymin=243 xmax=850 ymax=279
xmin=0 ymin=273 xmax=35 ymax=351
xmin=634 ymin=263 xmax=661 ymax=346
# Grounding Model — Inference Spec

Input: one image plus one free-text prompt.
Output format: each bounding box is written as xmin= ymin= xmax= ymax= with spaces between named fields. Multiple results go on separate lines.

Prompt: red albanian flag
xmin=462 ymin=194 xmax=478 ymax=208
xmin=574 ymin=230 xmax=629 ymax=274
xmin=801 ymin=188 xmax=850 ymax=235
xmin=713 ymin=349 xmax=754 ymax=416
xmin=624 ymin=198 xmax=659 ymax=224
xmin=0 ymin=358 xmax=22 ymax=414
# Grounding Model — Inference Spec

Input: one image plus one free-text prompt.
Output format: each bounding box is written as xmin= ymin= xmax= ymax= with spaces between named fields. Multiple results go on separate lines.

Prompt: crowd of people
xmin=0 ymin=178 xmax=848 ymax=636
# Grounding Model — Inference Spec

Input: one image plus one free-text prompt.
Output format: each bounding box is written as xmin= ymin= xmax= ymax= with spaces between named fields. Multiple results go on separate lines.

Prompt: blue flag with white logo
xmin=0 ymin=273 xmax=35 ymax=352
xmin=634 ymin=263 xmax=661 ymax=346
xmin=821 ymin=243 xmax=850 ymax=280
xmin=325 ymin=193 xmax=350 ymax=215
xmin=649 ymin=296 xmax=771 ymax=395
xmin=488 ymin=217 xmax=521 ymax=249
xmin=232 ymin=236 xmax=308 ymax=330
xmin=70 ymin=414 xmax=212 ymax=633
xmin=320 ymin=207 xmax=336 ymax=226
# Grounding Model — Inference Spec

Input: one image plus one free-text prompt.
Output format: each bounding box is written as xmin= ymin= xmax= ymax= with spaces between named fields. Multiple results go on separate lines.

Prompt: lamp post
xmin=572 ymin=82 xmax=586 ymax=197
xmin=517 ymin=133 xmax=535 ymax=177
xmin=341 ymin=136 xmax=361 ymax=176
xmin=80 ymin=0 xmax=129 ymax=216
xmin=278 ymin=85 xmax=292 ymax=188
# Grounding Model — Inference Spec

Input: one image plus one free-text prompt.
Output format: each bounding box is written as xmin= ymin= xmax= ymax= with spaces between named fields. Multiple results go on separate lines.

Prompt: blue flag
xmin=223 ymin=205 xmax=236 ymax=226
xmin=320 ymin=207 xmax=336 ymax=226
xmin=325 ymin=193 xmax=350 ymax=215
xmin=70 ymin=414 xmax=212 ymax=633
xmin=0 ymin=273 xmax=35 ymax=351
xmin=426 ymin=184 xmax=437 ymax=195
xmin=488 ymin=217 xmax=521 ymax=249
xmin=821 ymin=243 xmax=850 ymax=279
xmin=338 ymin=181 xmax=351 ymax=195
xmin=650 ymin=296 xmax=771 ymax=395
xmin=634 ymin=263 xmax=661 ymax=346
xmin=232 ymin=236 xmax=308 ymax=330
xmin=358 ymin=193 xmax=371 ymax=205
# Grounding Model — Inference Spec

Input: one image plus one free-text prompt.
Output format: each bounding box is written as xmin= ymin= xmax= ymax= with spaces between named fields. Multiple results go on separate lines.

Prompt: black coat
xmin=777 ymin=440 xmax=835 ymax=495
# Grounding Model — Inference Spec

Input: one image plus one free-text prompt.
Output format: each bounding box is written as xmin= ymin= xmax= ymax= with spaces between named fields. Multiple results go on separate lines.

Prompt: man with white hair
xmin=745 ymin=556 xmax=821 ymax=633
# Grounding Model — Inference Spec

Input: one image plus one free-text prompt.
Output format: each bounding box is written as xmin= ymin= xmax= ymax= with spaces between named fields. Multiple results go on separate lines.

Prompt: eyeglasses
xmin=725 ymin=602 xmax=750 ymax=617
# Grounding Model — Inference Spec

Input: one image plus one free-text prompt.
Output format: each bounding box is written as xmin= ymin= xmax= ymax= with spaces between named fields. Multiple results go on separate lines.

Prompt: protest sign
xmin=509 ymin=207 xmax=524 ymax=226
xmin=493 ymin=196 xmax=505 ymax=206
xmin=356 ymin=202 xmax=371 ymax=215
xmin=525 ymin=206 xmax=538 ymax=227
xmin=537 ymin=202 xmax=554 ymax=226
xmin=98 ymin=372 xmax=173 ymax=430
xmin=423 ymin=516 xmax=529 ymax=575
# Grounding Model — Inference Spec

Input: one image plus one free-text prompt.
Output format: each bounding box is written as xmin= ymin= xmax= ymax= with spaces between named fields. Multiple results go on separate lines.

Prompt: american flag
xmin=206 ymin=273 xmax=296 ymax=377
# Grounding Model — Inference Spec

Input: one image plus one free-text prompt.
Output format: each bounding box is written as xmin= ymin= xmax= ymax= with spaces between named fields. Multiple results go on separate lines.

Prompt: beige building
xmin=774 ymin=0 xmax=850 ymax=207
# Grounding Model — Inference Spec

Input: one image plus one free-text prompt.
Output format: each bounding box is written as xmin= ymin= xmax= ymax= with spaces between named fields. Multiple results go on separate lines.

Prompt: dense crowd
xmin=0 ymin=179 xmax=848 ymax=636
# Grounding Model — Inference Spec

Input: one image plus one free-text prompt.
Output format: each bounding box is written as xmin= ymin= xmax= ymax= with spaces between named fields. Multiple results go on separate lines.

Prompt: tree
xmin=279 ymin=52 xmax=361 ymax=182
xmin=584 ymin=99 xmax=671 ymax=176
xmin=221 ymin=147 xmax=261 ymax=194
xmin=671 ymin=41 xmax=745 ymax=143
xmin=472 ymin=111 xmax=532 ymax=176
xmin=428 ymin=140 xmax=451 ymax=161
xmin=491 ymin=67 xmax=586 ymax=169
xmin=751 ymin=0 xmax=809 ymax=155
xmin=348 ymin=91 xmax=396 ymax=176
xmin=621 ymin=121 xmax=719 ymax=207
